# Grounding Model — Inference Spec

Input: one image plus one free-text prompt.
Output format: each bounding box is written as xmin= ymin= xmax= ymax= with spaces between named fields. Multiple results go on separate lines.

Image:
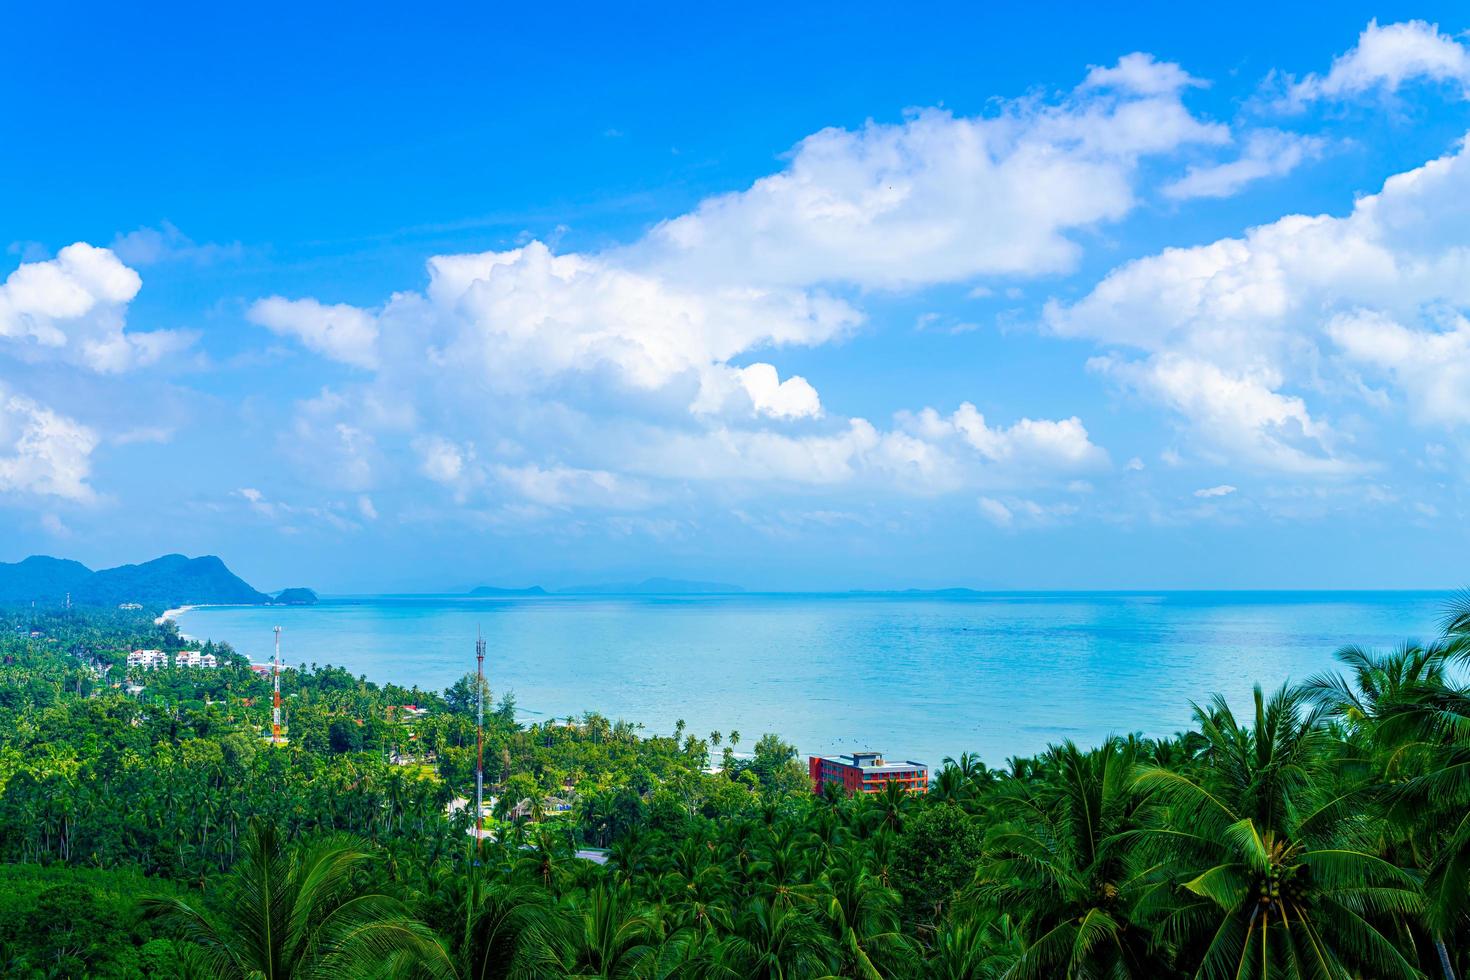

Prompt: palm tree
xmin=820 ymin=845 xmax=914 ymax=978
xmin=972 ymin=737 xmax=1160 ymax=978
xmin=546 ymin=884 xmax=660 ymax=979
xmin=721 ymin=896 xmax=833 ymax=979
xmin=142 ymin=817 xmax=453 ymax=978
xmin=515 ymin=823 xmax=576 ymax=893
xmin=1133 ymin=685 xmax=1421 ymax=979
xmin=1306 ymin=635 xmax=1470 ymax=979
xmin=460 ymin=876 xmax=564 ymax=980
xmin=929 ymin=913 xmax=1025 ymax=980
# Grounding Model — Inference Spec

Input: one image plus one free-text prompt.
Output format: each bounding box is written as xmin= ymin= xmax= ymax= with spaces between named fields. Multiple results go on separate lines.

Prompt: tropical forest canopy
xmin=0 ymin=599 xmax=1468 ymax=978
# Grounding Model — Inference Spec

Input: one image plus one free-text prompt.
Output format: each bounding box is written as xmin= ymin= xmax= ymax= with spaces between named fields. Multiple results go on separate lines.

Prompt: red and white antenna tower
xmin=475 ymin=629 xmax=486 ymax=843
xmin=272 ymin=625 xmax=284 ymax=745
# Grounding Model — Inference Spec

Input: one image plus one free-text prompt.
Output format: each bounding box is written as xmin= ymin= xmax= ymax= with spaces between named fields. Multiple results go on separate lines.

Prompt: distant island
xmin=272 ymin=587 xmax=319 ymax=605
xmin=0 ymin=554 xmax=285 ymax=608
xmin=468 ymin=585 xmax=548 ymax=597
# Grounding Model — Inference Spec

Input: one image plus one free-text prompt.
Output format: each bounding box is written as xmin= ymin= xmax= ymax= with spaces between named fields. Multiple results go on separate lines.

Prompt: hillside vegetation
xmin=0 ymin=601 xmax=1467 ymax=977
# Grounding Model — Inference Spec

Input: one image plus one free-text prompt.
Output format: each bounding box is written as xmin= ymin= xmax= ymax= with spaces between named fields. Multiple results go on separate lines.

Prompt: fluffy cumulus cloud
xmin=254 ymin=56 xmax=1239 ymax=517
xmin=1285 ymin=19 xmax=1470 ymax=105
xmin=636 ymin=55 xmax=1226 ymax=290
xmin=900 ymin=403 xmax=1108 ymax=471
xmin=1050 ymin=129 xmax=1470 ymax=472
xmin=1328 ymin=309 xmax=1470 ymax=425
xmin=249 ymin=296 xmax=380 ymax=369
xmin=0 ymin=387 xmax=98 ymax=502
xmin=0 ymin=243 xmax=193 ymax=372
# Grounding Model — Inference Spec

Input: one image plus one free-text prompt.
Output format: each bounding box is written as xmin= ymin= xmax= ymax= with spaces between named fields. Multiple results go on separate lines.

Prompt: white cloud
xmin=494 ymin=463 xmax=660 ymax=510
xmin=902 ymin=402 xmax=1109 ymax=471
xmin=1090 ymin=355 xmax=1350 ymax=474
xmin=0 ymin=243 xmax=193 ymax=372
xmin=248 ymin=296 xmax=380 ymax=369
xmin=1081 ymin=52 xmax=1206 ymax=96
xmin=1328 ymin=309 xmax=1470 ymax=425
xmin=978 ymin=496 xmax=1014 ymax=526
xmin=1163 ymin=130 xmax=1326 ymax=200
xmin=731 ymin=363 xmax=822 ymax=419
xmin=253 ymin=52 xmax=1232 ymax=514
xmin=978 ymin=494 xmax=1079 ymax=528
xmin=1194 ymin=484 xmax=1237 ymax=498
xmin=357 ymin=495 xmax=379 ymax=521
xmin=416 ymin=242 xmax=858 ymax=401
xmin=0 ymin=388 xmax=97 ymax=502
xmin=234 ymin=486 xmax=361 ymax=533
xmin=414 ymin=435 xmax=472 ymax=487
xmin=1286 ymin=20 xmax=1470 ymax=105
xmin=1051 ymin=134 xmax=1470 ymax=471
xmin=637 ymin=58 xmax=1225 ymax=290
xmin=39 ymin=512 xmax=72 ymax=537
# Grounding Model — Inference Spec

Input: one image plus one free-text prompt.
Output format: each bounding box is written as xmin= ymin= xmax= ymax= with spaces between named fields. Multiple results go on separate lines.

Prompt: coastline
xmin=155 ymin=604 xmax=195 ymax=625
xmin=169 ymin=591 xmax=1450 ymax=767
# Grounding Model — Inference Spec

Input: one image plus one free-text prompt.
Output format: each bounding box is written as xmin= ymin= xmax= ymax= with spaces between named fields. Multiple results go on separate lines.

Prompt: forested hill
xmin=0 ymin=553 xmax=271 ymax=607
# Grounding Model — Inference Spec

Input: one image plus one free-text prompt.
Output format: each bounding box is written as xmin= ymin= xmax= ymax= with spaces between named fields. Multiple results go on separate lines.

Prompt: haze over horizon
xmin=5 ymin=4 xmax=1470 ymax=593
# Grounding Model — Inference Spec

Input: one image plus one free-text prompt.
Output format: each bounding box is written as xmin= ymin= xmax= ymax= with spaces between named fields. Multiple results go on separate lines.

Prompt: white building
xmin=126 ymin=649 xmax=169 ymax=670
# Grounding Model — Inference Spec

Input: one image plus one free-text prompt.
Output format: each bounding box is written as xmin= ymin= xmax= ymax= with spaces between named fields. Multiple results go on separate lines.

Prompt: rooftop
xmin=813 ymin=752 xmax=927 ymax=773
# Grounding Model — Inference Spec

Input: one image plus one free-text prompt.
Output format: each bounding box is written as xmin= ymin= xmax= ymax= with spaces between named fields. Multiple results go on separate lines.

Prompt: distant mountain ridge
xmin=0 ymin=554 xmax=273 ymax=607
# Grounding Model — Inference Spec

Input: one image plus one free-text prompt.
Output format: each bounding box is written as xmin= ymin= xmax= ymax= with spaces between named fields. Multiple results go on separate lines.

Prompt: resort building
xmin=809 ymin=751 xmax=929 ymax=795
xmin=126 ymin=649 xmax=170 ymax=670
xmin=172 ymin=651 xmax=218 ymax=669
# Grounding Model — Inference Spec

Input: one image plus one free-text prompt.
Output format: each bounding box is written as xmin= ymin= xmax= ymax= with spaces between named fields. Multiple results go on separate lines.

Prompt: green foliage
xmin=0 ymin=864 xmax=185 ymax=978
xmin=4 ymin=599 xmax=1470 ymax=978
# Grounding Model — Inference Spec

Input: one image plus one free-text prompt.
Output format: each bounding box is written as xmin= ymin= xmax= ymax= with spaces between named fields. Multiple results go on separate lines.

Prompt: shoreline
xmin=155 ymin=605 xmax=195 ymax=625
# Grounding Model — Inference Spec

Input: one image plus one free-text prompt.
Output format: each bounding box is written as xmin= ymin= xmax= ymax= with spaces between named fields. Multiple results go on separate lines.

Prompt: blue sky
xmin=4 ymin=4 xmax=1470 ymax=591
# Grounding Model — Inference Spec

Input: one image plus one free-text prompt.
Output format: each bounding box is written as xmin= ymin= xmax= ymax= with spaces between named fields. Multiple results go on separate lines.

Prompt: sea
xmin=176 ymin=591 xmax=1453 ymax=768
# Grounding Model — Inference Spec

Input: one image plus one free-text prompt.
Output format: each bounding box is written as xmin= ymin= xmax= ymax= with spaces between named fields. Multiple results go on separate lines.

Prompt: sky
xmin=4 ymin=3 xmax=1470 ymax=592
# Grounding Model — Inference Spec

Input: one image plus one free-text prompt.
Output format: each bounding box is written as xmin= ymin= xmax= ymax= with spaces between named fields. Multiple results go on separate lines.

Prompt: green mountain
xmin=0 ymin=556 xmax=94 ymax=603
xmin=0 ymin=554 xmax=272 ymax=607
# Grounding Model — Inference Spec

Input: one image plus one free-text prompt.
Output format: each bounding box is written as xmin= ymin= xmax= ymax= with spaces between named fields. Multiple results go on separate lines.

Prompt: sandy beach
xmin=154 ymin=604 xmax=195 ymax=625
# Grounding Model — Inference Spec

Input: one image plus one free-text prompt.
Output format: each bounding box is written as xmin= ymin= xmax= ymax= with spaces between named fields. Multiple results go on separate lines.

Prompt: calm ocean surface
xmin=177 ymin=592 xmax=1451 ymax=767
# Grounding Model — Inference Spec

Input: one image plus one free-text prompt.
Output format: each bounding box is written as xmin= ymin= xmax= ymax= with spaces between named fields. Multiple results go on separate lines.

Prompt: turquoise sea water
xmin=177 ymin=592 xmax=1452 ymax=768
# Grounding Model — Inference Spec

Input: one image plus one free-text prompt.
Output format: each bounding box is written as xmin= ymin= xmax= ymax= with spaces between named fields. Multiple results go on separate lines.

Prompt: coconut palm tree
xmin=819 ymin=845 xmax=914 ymax=978
xmin=720 ymin=895 xmax=833 ymax=979
xmin=971 ymin=737 xmax=1161 ymax=979
xmin=1306 ymin=636 xmax=1470 ymax=979
xmin=1133 ymin=685 xmax=1421 ymax=979
xmin=546 ymin=884 xmax=661 ymax=979
xmin=460 ymin=876 xmax=564 ymax=980
xmin=929 ymin=913 xmax=1026 ymax=980
xmin=142 ymin=817 xmax=453 ymax=978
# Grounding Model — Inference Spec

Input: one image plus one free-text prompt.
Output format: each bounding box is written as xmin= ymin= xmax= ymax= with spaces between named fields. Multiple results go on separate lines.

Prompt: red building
xmin=809 ymin=751 xmax=928 ymax=795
